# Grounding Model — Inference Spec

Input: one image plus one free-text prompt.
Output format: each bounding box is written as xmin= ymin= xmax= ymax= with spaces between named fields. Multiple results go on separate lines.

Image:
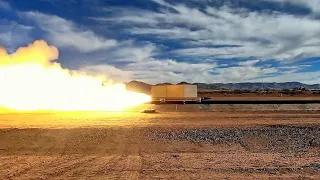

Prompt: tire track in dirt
xmin=49 ymin=156 xmax=98 ymax=178
xmin=119 ymin=171 xmax=140 ymax=180
xmin=85 ymin=155 xmax=124 ymax=179
xmin=117 ymin=128 xmax=142 ymax=180
xmin=85 ymin=131 xmax=131 ymax=179
xmin=4 ymin=156 xmax=59 ymax=179
xmin=41 ymin=156 xmax=96 ymax=178
xmin=118 ymin=155 xmax=142 ymax=180
xmin=11 ymin=156 xmax=92 ymax=179
xmin=62 ymin=155 xmax=120 ymax=178
xmin=16 ymin=156 xmax=75 ymax=174
xmin=0 ymin=155 xmax=123 ymax=180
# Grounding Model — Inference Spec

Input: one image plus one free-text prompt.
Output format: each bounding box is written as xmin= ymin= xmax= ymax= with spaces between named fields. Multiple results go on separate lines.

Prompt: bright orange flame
xmin=0 ymin=40 xmax=151 ymax=112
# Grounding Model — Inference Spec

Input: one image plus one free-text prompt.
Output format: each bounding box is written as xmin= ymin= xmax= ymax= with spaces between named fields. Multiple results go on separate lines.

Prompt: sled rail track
xmin=148 ymin=99 xmax=320 ymax=105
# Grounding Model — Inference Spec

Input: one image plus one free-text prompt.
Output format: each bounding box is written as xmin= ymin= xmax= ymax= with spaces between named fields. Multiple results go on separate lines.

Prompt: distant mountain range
xmin=125 ymin=80 xmax=320 ymax=94
xmin=193 ymin=82 xmax=320 ymax=90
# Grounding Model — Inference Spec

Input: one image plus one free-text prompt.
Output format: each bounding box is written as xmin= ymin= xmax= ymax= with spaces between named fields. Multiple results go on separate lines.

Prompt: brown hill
xmin=125 ymin=80 xmax=152 ymax=95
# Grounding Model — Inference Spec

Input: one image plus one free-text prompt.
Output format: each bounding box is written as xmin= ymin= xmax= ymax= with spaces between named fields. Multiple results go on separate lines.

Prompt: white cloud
xmin=172 ymin=45 xmax=279 ymax=59
xmin=277 ymin=64 xmax=313 ymax=74
xmin=90 ymin=8 xmax=161 ymax=25
xmin=0 ymin=0 xmax=11 ymax=10
xmin=75 ymin=47 xmax=319 ymax=84
xmin=3 ymin=1 xmax=316 ymax=85
xmin=22 ymin=12 xmax=117 ymax=53
xmin=152 ymin=0 xmax=172 ymax=7
xmin=81 ymin=53 xmax=292 ymax=84
xmin=215 ymin=66 xmax=278 ymax=82
xmin=102 ymin=2 xmax=320 ymax=61
xmin=0 ymin=32 xmax=12 ymax=44
xmin=266 ymin=0 xmax=320 ymax=15
xmin=254 ymin=71 xmax=320 ymax=84
xmin=125 ymin=58 xmax=214 ymax=73
xmin=81 ymin=56 xmax=217 ymax=84
xmin=239 ymin=60 xmax=260 ymax=66
xmin=82 ymin=1 xmax=320 ymax=84
xmin=0 ymin=21 xmax=33 ymax=49
xmin=80 ymin=64 xmax=133 ymax=83
xmin=77 ymin=39 xmax=216 ymax=84
xmin=106 ymin=43 xmax=157 ymax=62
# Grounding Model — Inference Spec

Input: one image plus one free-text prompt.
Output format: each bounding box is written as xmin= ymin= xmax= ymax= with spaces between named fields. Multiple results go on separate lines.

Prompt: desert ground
xmin=0 ymin=103 xmax=319 ymax=179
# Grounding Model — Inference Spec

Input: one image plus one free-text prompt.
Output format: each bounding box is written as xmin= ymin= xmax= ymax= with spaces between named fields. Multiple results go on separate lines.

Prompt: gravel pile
xmin=148 ymin=126 xmax=320 ymax=153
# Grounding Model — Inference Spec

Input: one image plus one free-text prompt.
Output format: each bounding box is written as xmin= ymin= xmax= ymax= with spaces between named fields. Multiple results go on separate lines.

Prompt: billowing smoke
xmin=0 ymin=40 xmax=151 ymax=112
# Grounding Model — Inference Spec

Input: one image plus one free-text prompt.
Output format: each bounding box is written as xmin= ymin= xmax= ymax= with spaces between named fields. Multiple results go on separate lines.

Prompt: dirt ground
xmin=0 ymin=108 xmax=319 ymax=179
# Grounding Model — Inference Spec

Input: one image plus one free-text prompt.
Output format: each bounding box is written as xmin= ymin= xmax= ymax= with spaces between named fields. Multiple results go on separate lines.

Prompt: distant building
xmin=151 ymin=84 xmax=198 ymax=101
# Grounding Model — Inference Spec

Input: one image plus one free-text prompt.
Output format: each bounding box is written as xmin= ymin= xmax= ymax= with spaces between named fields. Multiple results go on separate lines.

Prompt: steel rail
xmin=147 ymin=99 xmax=320 ymax=105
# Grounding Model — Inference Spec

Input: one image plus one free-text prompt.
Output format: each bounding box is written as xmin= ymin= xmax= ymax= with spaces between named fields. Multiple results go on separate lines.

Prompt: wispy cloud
xmin=0 ymin=20 xmax=34 ymax=49
xmin=18 ymin=12 xmax=218 ymax=84
xmin=80 ymin=64 xmax=133 ymax=83
xmin=239 ymin=60 xmax=260 ymax=66
xmin=21 ymin=12 xmax=118 ymax=53
xmin=215 ymin=66 xmax=278 ymax=82
xmin=1 ymin=0 xmax=319 ymax=84
xmin=80 ymin=54 xmax=217 ymax=84
xmin=265 ymin=0 xmax=320 ymax=15
xmin=95 ymin=1 xmax=320 ymax=62
xmin=254 ymin=71 xmax=320 ymax=84
xmin=62 ymin=0 xmax=320 ymax=84
xmin=0 ymin=0 xmax=11 ymax=10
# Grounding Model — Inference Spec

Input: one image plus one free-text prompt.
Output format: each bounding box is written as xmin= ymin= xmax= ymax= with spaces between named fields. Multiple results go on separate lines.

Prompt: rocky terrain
xmin=0 ymin=110 xmax=319 ymax=179
xmin=149 ymin=126 xmax=320 ymax=153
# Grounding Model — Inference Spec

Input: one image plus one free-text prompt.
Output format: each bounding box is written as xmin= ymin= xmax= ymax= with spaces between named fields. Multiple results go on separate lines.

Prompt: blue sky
xmin=0 ymin=0 xmax=320 ymax=84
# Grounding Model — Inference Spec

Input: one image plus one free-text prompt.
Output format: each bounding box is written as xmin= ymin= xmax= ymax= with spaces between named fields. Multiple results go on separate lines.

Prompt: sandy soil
xmin=0 ymin=111 xmax=320 ymax=129
xmin=0 ymin=110 xmax=319 ymax=179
